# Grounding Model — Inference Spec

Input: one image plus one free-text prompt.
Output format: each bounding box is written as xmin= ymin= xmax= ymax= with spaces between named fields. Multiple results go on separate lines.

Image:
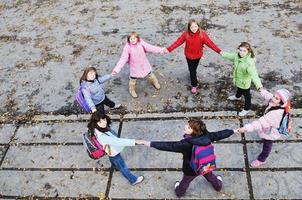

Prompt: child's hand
xmin=238 ymin=127 xmax=246 ymax=133
xmin=219 ymin=51 xmax=223 ymax=56
xmin=91 ymin=108 xmax=97 ymax=113
xmin=111 ymin=70 xmax=118 ymax=76
xmin=163 ymin=48 xmax=169 ymax=54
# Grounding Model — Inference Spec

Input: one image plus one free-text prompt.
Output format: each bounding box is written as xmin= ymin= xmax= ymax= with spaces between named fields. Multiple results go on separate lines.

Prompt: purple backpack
xmin=190 ymin=144 xmax=216 ymax=175
xmin=76 ymin=86 xmax=91 ymax=113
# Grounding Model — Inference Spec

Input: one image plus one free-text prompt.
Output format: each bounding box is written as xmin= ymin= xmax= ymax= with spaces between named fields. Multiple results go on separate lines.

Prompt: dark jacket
xmin=150 ymin=129 xmax=234 ymax=176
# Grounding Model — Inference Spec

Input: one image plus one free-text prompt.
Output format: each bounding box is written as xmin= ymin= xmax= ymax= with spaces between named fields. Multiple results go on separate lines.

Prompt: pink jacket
xmin=243 ymin=89 xmax=284 ymax=140
xmin=113 ymin=39 xmax=165 ymax=78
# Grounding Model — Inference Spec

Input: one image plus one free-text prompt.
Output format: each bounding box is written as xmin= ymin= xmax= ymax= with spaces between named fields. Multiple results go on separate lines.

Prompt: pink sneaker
xmin=250 ymin=159 xmax=265 ymax=168
xmin=191 ymin=87 xmax=197 ymax=94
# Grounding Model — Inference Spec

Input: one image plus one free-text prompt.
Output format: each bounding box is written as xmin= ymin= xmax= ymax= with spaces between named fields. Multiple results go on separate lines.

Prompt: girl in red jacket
xmin=166 ymin=19 xmax=221 ymax=94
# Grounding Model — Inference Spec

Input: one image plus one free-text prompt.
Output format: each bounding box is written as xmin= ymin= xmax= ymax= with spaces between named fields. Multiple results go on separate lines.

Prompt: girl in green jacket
xmin=221 ymin=42 xmax=263 ymax=116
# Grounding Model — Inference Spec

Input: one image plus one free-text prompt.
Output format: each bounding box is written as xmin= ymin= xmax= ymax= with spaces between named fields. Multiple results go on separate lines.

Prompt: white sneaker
xmin=238 ymin=109 xmax=251 ymax=116
xmin=217 ymin=176 xmax=223 ymax=182
xmin=227 ymin=95 xmax=241 ymax=101
xmin=132 ymin=175 xmax=144 ymax=185
xmin=112 ymin=104 xmax=121 ymax=109
xmin=174 ymin=181 xmax=180 ymax=189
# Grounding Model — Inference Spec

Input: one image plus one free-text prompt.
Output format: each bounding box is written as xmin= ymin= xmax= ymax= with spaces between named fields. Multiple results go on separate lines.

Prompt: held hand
xmin=111 ymin=70 xmax=118 ymax=76
xmin=91 ymin=108 xmax=97 ymax=113
xmin=136 ymin=140 xmax=151 ymax=147
xmin=219 ymin=51 xmax=223 ymax=56
xmin=238 ymin=127 xmax=246 ymax=133
xmin=163 ymin=48 xmax=169 ymax=54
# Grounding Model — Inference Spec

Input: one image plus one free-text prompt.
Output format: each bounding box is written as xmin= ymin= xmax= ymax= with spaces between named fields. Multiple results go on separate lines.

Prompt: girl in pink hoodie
xmin=238 ymin=88 xmax=291 ymax=168
xmin=112 ymin=32 xmax=167 ymax=98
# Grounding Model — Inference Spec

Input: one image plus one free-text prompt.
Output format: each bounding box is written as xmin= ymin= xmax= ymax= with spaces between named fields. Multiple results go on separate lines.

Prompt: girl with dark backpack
xmin=238 ymin=88 xmax=291 ymax=168
xmin=79 ymin=66 xmax=121 ymax=113
xmin=88 ymin=111 xmax=144 ymax=185
xmin=166 ymin=19 xmax=221 ymax=94
xmin=139 ymin=119 xmax=235 ymax=197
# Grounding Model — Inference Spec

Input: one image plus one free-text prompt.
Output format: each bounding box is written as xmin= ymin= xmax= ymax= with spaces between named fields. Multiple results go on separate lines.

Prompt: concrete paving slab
xmin=203 ymin=119 xmax=241 ymax=141
xmin=0 ymin=145 xmax=7 ymax=163
xmin=1 ymin=145 xmax=111 ymax=169
xmin=14 ymin=122 xmax=119 ymax=143
xmin=109 ymin=171 xmax=248 ymax=199
xmin=243 ymin=118 xmax=302 ymax=141
xmin=122 ymin=143 xmax=245 ymax=169
xmin=0 ymin=171 xmax=108 ymax=197
xmin=251 ymin=171 xmax=302 ymax=199
xmin=247 ymin=143 xmax=302 ymax=168
xmin=0 ymin=124 xmax=15 ymax=143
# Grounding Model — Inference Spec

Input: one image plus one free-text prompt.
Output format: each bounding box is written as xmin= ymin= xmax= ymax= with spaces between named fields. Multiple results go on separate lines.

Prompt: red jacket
xmin=167 ymin=30 xmax=221 ymax=60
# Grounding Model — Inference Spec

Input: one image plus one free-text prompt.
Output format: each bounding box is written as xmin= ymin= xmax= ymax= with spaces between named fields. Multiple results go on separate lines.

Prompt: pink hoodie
xmin=243 ymin=89 xmax=284 ymax=140
xmin=113 ymin=39 xmax=165 ymax=78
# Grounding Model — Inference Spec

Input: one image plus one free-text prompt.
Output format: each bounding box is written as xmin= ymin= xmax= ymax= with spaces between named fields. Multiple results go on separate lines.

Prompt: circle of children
xmin=77 ymin=19 xmax=292 ymax=197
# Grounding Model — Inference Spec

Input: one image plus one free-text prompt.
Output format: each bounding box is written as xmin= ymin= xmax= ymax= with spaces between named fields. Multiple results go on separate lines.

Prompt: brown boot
xmin=129 ymin=79 xmax=138 ymax=98
xmin=148 ymin=73 xmax=160 ymax=90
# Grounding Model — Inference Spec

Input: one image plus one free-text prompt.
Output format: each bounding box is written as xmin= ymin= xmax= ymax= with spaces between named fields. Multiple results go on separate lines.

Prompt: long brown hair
xmin=186 ymin=19 xmax=203 ymax=36
xmin=188 ymin=119 xmax=208 ymax=136
xmin=79 ymin=66 xmax=98 ymax=84
xmin=238 ymin=42 xmax=255 ymax=58
xmin=87 ymin=112 xmax=112 ymax=134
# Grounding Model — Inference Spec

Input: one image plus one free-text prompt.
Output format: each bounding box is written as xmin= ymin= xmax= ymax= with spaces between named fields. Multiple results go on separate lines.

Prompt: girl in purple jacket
xmin=238 ymin=88 xmax=291 ymax=168
xmin=112 ymin=32 xmax=167 ymax=98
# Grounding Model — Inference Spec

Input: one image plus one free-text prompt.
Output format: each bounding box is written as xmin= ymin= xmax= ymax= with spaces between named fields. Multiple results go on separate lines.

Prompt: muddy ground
xmin=0 ymin=0 xmax=301 ymax=121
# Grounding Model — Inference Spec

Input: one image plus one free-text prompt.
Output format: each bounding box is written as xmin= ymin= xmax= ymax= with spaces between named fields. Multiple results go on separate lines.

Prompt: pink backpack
xmin=82 ymin=131 xmax=109 ymax=159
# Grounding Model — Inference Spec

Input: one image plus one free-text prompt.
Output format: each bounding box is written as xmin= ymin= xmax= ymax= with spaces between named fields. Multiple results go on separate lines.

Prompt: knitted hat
xmin=275 ymin=89 xmax=290 ymax=105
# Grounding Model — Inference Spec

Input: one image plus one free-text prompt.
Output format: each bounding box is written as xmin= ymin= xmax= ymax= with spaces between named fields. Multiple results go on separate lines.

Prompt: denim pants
xmin=109 ymin=153 xmax=137 ymax=184
xmin=175 ymin=172 xmax=222 ymax=197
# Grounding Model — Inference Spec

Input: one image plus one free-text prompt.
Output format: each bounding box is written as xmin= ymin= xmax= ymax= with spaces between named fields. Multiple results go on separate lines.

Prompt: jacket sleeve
xmin=113 ymin=44 xmax=129 ymax=73
xmin=97 ymin=74 xmax=112 ymax=84
xmin=140 ymin=39 xmax=164 ymax=54
xmin=81 ymin=87 xmax=96 ymax=111
xmin=167 ymin=32 xmax=186 ymax=52
xmin=209 ymin=129 xmax=234 ymax=142
xmin=99 ymin=134 xmax=136 ymax=147
xmin=246 ymin=60 xmax=263 ymax=89
xmin=260 ymin=89 xmax=273 ymax=104
xmin=202 ymin=31 xmax=221 ymax=54
xmin=243 ymin=110 xmax=282 ymax=132
xmin=150 ymin=140 xmax=191 ymax=153
xmin=222 ymin=52 xmax=236 ymax=62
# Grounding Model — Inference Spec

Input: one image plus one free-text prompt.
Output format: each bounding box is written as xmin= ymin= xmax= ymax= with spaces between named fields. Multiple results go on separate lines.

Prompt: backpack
xmin=277 ymin=109 xmax=292 ymax=136
xmin=76 ymin=86 xmax=91 ymax=113
xmin=190 ymin=144 xmax=216 ymax=176
xmin=268 ymin=102 xmax=292 ymax=136
xmin=82 ymin=130 xmax=110 ymax=160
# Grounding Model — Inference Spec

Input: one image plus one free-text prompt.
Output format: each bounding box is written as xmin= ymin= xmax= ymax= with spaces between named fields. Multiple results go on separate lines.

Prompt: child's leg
xmin=203 ymin=172 xmax=222 ymax=191
xmin=102 ymin=96 xmax=115 ymax=108
xmin=147 ymin=73 xmax=160 ymax=89
xmin=235 ymin=87 xmax=243 ymax=98
xmin=186 ymin=58 xmax=200 ymax=87
xmin=241 ymin=88 xmax=251 ymax=110
xmin=109 ymin=154 xmax=137 ymax=184
xmin=96 ymin=102 xmax=105 ymax=113
xmin=175 ymin=174 xmax=197 ymax=197
xmin=257 ymin=139 xmax=273 ymax=162
xmin=129 ymin=77 xmax=138 ymax=98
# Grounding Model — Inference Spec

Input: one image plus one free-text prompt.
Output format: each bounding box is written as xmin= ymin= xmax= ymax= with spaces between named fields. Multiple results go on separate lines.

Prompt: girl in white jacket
xmin=238 ymin=88 xmax=291 ymax=168
xmin=88 ymin=112 xmax=144 ymax=185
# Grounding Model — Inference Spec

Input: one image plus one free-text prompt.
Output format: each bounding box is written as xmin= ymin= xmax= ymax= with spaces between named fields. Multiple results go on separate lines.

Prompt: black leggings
xmin=235 ymin=87 xmax=251 ymax=110
xmin=96 ymin=96 xmax=115 ymax=113
xmin=186 ymin=57 xmax=201 ymax=87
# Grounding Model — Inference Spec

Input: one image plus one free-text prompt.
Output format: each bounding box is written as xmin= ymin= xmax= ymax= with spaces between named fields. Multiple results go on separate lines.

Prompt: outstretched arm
xmin=140 ymin=39 xmax=165 ymax=54
xmin=202 ymin=31 xmax=221 ymax=54
xmin=167 ymin=32 xmax=186 ymax=53
xmin=112 ymin=44 xmax=129 ymax=75
xmin=150 ymin=139 xmax=191 ymax=153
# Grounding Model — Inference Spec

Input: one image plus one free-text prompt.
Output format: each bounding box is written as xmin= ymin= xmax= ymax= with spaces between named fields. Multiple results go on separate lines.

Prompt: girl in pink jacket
xmin=112 ymin=32 xmax=166 ymax=98
xmin=238 ymin=88 xmax=291 ymax=168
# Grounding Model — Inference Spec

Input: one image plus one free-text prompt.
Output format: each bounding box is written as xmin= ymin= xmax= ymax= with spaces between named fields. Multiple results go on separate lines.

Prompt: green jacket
xmin=222 ymin=52 xmax=262 ymax=90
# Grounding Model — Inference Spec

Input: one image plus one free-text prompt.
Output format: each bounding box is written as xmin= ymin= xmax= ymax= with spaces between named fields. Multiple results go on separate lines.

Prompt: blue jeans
xmin=109 ymin=153 xmax=137 ymax=184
